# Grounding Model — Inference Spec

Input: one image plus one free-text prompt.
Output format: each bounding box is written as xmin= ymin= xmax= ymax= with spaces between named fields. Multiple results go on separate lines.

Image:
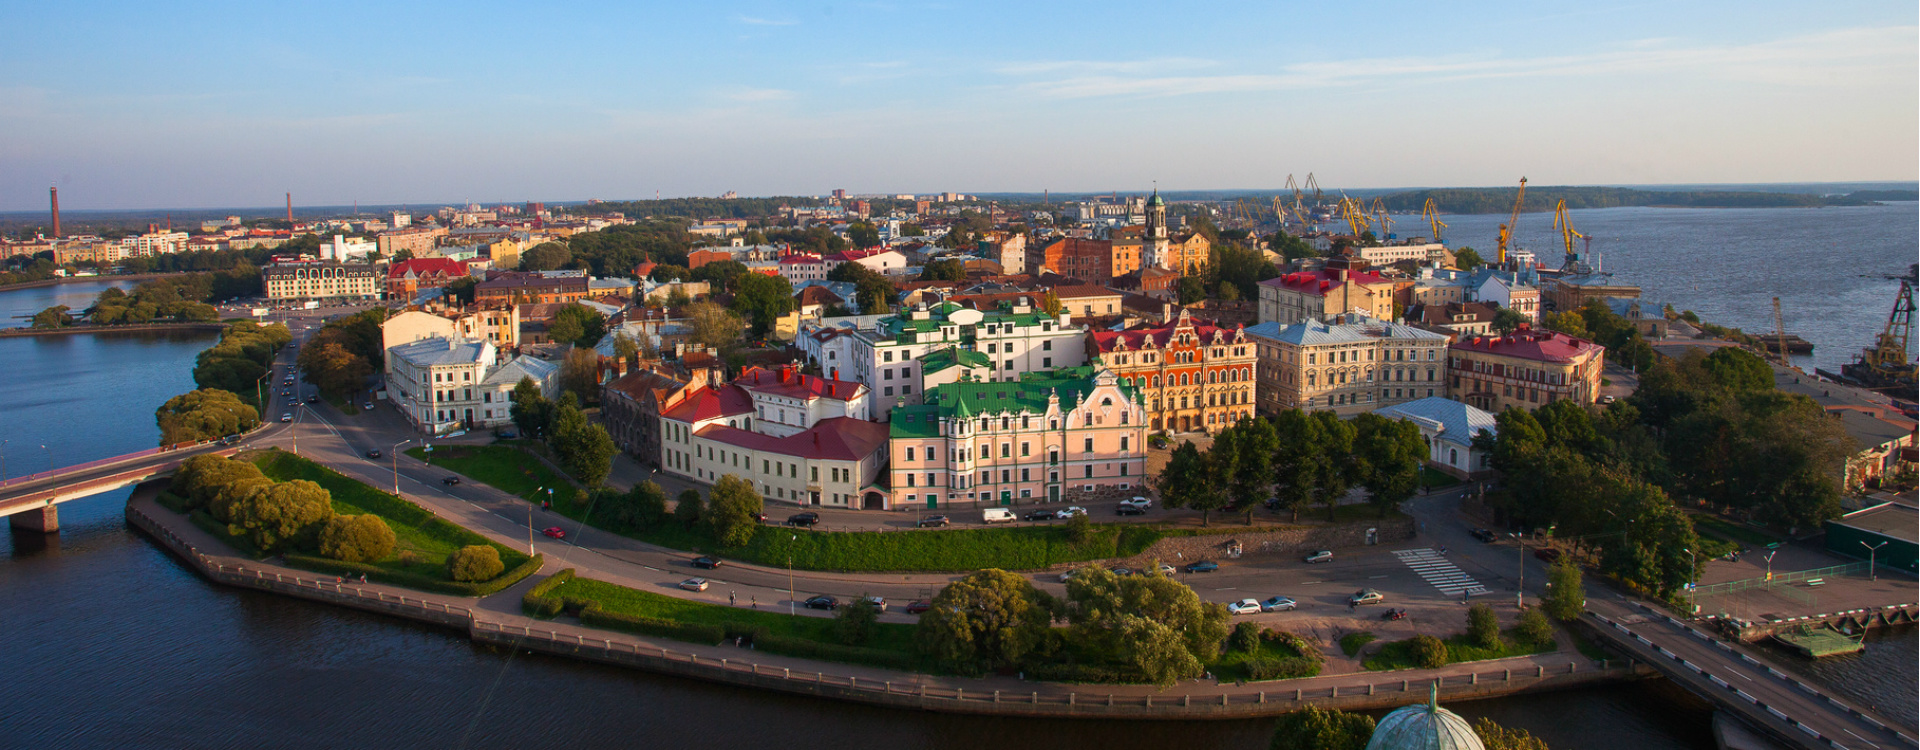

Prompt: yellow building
xmin=1447 ymin=328 xmax=1605 ymax=412
xmin=262 ymin=262 xmax=380 ymax=301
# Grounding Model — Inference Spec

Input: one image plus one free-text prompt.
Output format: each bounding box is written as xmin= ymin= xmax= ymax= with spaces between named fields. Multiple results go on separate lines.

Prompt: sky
xmin=1 ymin=1 xmax=1915 ymax=211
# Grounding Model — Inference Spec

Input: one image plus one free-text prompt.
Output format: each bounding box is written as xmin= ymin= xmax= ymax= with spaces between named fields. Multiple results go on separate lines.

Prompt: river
xmin=2 ymin=221 xmax=1911 ymax=749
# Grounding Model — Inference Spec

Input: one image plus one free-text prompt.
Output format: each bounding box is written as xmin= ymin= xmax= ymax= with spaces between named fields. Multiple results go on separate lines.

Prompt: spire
xmin=1428 ymin=681 xmax=1439 ymax=712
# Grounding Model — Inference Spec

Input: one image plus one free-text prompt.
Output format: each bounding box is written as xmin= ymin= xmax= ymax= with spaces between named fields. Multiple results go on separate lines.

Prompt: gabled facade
xmin=1447 ymin=327 xmax=1604 ymax=412
xmin=1088 ymin=309 xmax=1256 ymax=434
xmin=657 ymin=366 xmax=888 ymax=509
xmin=1256 ymin=257 xmax=1395 ymax=325
xmin=888 ymin=366 xmax=1147 ymax=510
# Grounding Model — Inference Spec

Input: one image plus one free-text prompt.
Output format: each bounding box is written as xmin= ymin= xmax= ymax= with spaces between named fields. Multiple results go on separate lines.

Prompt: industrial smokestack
xmin=286 ymin=192 xmax=293 ymax=224
xmin=50 ymin=187 xmax=60 ymax=238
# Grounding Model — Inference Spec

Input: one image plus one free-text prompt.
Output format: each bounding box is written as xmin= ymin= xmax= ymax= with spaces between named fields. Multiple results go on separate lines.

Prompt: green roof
xmin=887 ymin=365 xmax=1136 ymax=438
xmin=920 ymin=346 xmax=990 ymax=374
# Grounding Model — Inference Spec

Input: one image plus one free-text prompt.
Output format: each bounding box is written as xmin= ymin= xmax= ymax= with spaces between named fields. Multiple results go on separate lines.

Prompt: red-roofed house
xmin=1447 ymin=326 xmax=1605 ymax=412
xmin=1087 ymin=309 xmax=1255 ymax=434
xmin=825 ymin=248 xmax=906 ymax=276
xmin=778 ymin=254 xmax=829 ymax=285
xmin=658 ymin=366 xmax=887 ymax=508
xmin=1257 ymin=257 xmax=1395 ymax=326
xmin=386 ymin=257 xmax=472 ymax=299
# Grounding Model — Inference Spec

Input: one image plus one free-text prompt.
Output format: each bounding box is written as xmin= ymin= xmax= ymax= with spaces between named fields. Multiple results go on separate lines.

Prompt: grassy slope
xmin=1362 ymin=626 xmax=1557 ymax=671
xmin=549 ymin=576 xmax=920 ymax=657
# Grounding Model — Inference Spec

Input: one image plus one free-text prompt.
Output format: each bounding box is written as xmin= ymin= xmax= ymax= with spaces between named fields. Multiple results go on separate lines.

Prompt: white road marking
xmin=1393 ymin=548 xmax=1489 ymax=596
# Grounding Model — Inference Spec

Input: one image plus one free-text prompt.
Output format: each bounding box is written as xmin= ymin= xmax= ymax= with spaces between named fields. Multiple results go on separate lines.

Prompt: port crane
xmin=1370 ymin=198 xmax=1394 ymax=240
xmin=1496 ymin=177 xmax=1527 ymax=265
xmin=1339 ymin=194 xmax=1370 ymax=236
xmin=1553 ymin=200 xmax=1585 ymax=266
xmin=1421 ymin=198 xmax=1447 ymax=242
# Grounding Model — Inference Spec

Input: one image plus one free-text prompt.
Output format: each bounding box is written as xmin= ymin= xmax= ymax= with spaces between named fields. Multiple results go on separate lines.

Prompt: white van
xmin=982 ymin=508 xmax=1016 ymax=524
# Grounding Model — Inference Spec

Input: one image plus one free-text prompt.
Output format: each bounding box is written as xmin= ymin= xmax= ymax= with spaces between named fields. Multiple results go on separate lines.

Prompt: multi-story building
xmin=1355 ymin=241 xmax=1448 ymax=266
xmin=1256 ymin=256 xmax=1395 ymax=325
xmin=475 ymin=272 xmax=589 ymax=305
xmin=888 ymin=366 xmax=1148 ymax=509
xmin=1087 ymin=309 xmax=1256 ymax=434
xmin=832 ymin=300 xmax=1085 ymax=412
xmin=658 ymin=367 xmax=890 ymax=509
xmin=1027 ymin=237 xmax=1134 ymax=285
xmin=262 ymin=262 xmax=380 ymax=301
xmin=1372 ymin=397 xmax=1499 ymax=480
xmin=1404 ymin=301 xmax=1499 ymax=337
xmin=385 ymin=257 xmax=472 ymax=300
xmin=601 ymin=367 xmax=693 ymax=466
xmin=376 ymin=226 xmax=446 ymax=256
xmin=121 ymin=231 xmax=190 ymax=256
xmin=778 ymin=254 xmax=831 ymax=285
xmin=1544 ymin=274 xmax=1640 ymax=313
xmin=380 ymin=307 xmax=519 ymax=367
xmin=476 ymin=355 xmax=558 ymax=426
xmin=826 ymin=248 xmax=908 ymax=276
xmin=985 ymin=231 xmax=1028 ymax=275
xmin=386 ymin=337 xmax=496 ymax=434
xmin=1244 ymin=314 xmax=1450 ymax=415
xmin=1447 ymin=327 xmax=1605 ymax=412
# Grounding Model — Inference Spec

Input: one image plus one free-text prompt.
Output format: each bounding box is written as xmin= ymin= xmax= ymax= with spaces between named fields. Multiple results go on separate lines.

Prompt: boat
xmin=1772 ymin=623 xmax=1864 ymax=658
xmin=1755 ymin=333 xmax=1814 ymax=354
xmin=1835 ymin=264 xmax=1916 ymax=396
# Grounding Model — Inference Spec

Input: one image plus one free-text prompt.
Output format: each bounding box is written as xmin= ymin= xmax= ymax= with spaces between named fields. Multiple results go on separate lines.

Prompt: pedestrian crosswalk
xmin=1394 ymin=548 xmax=1488 ymax=597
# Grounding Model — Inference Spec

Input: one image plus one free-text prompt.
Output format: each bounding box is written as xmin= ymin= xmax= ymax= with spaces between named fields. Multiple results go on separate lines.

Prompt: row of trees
xmin=156 ymin=320 xmax=293 ymax=444
xmin=1159 ymin=413 xmax=1426 ymax=525
xmin=297 ymin=309 xmax=386 ymax=398
xmin=1270 ymin=706 xmax=1553 ymax=750
xmin=508 ymin=381 xmax=617 ymax=487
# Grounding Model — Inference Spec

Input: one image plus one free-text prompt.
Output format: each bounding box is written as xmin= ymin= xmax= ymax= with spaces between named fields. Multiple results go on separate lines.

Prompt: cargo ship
xmin=1819 ymin=264 xmax=1917 ymax=396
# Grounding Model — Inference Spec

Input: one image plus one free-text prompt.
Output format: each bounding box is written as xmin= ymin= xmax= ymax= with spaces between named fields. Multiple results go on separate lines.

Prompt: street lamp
xmin=529 ymin=487 xmax=541 ymax=555
xmin=41 ymin=444 xmax=51 ymax=472
xmin=1681 ymin=547 xmax=1697 ymax=614
xmin=1861 ymin=541 xmax=1888 ymax=582
xmin=789 ymin=534 xmax=797 ymax=617
xmin=390 ymin=439 xmax=412 ymax=492
xmin=1510 ymin=532 xmax=1527 ymax=610
xmin=1763 ymin=550 xmax=1777 ymax=584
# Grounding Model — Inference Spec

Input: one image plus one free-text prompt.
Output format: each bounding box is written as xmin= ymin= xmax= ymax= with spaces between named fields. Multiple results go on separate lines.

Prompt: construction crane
xmin=1496 ymin=176 xmax=1528 ymax=265
xmin=1553 ymin=200 xmax=1585 ymax=263
xmin=1421 ymin=198 xmax=1447 ymax=242
xmin=1272 ymin=196 xmax=1288 ymax=226
xmin=1285 ymin=174 xmax=1302 ymax=209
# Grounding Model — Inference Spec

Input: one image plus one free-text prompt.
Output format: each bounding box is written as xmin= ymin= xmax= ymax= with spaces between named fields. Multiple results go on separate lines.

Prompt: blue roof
xmin=1249 ymin=315 xmax=1449 ymax=347
xmin=1371 ymin=397 xmax=1498 ymax=449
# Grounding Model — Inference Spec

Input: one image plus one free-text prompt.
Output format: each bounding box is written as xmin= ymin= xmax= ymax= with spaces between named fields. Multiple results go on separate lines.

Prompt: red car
xmin=543 ymin=527 xmax=565 ymax=539
xmin=905 ymin=600 xmax=932 ymax=615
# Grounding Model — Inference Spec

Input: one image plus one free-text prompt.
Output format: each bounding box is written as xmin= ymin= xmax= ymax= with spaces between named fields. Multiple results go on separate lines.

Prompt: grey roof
xmin=1604 ymin=297 xmax=1668 ymax=319
xmin=481 ymin=354 xmax=558 ymax=388
xmin=1252 ymin=315 xmax=1450 ymax=347
xmin=1372 ymin=397 xmax=1499 ymax=449
xmin=1365 ymin=688 xmax=1485 ymax=750
xmin=389 ymin=337 xmax=491 ymax=368
xmin=1830 ymin=503 xmax=1917 ymax=543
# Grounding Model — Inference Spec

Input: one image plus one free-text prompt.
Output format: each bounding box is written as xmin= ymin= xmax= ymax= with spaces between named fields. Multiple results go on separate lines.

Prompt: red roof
xmin=779 ymin=254 xmax=824 ymax=264
xmin=1451 ymin=327 xmax=1603 ymax=363
xmin=737 ymin=366 xmax=864 ymax=401
xmin=387 ymin=257 xmax=469 ymax=280
xmin=795 ymin=286 xmax=845 ymax=307
xmin=661 ymin=384 xmax=754 ymax=423
xmin=1089 ymin=317 xmax=1243 ymax=353
xmin=694 ymin=417 xmax=889 ymax=461
xmin=1258 ymin=268 xmax=1386 ymax=294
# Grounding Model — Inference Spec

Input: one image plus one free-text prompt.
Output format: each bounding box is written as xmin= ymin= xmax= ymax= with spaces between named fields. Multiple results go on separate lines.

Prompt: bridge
xmin=0 ymin=440 xmax=244 ymax=532
xmin=1585 ymin=598 xmax=1916 ymax=750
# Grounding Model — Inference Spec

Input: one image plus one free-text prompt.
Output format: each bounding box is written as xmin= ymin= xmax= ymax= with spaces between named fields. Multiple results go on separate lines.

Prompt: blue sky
xmin=2 ymin=1 xmax=1914 ymax=210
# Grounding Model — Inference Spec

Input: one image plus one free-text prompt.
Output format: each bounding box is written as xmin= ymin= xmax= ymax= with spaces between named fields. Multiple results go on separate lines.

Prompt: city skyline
xmin=3 ymin=0 xmax=1915 ymax=211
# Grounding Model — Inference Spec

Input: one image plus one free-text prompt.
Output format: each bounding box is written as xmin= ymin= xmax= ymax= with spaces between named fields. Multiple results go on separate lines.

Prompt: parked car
xmin=1469 ymin=528 xmax=1498 ymax=543
xmin=1120 ymin=496 xmax=1154 ymax=510
xmin=1228 ymin=599 xmax=1264 ymax=615
xmin=1349 ymin=589 xmax=1386 ymax=606
xmin=365 ymin=449 xmax=382 ymax=459
xmin=442 ymin=476 xmax=461 ymax=486
xmin=981 ymin=508 xmax=1016 ymax=524
xmin=862 ymin=596 xmax=887 ymax=612
xmin=1023 ymin=509 xmax=1057 ymax=521
xmin=1533 ymin=547 xmax=1563 ymax=563
xmin=1601 ymin=395 xmax=1617 ymax=404
xmin=304 ymin=395 xmax=319 ymax=404
xmin=1058 ymin=569 xmax=1078 ymax=583
xmin=1260 ymin=596 xmax=1298 ymax=612
xmin=363 ymin=402 xmax=375 ymax=411
xmin=542 ymin=527 xmax=565 ymax=539
xmin=678 ymin=578 xmax=709 ymax=592
xmin=917 ymin=515 xmax=951 ymax=528
xmin=803 ymin=595 xmax=838 ymax=611
xmin=280 ymin=413 xmax=293 ymax=422
xmin=1108 ymin=567 xmax=1133 ymax=576
xmin=1116 ymin=505 xmax=1146 ymax=516
xmin=1156 ymin=563 xmax=1177 ymax=576
xmin=1055 ymin=506 xmax=1089 ymax=518
xmin=691 ymin=556 xmax=723 ymax=569
xmin=787 ymin=512 xmax=820 ymax=527
xmin=1183 ymin=560 xmax=1219 ymax=573
xmin=1303 ymin=550 xmax=1334 ymax=564
xmin=905 ymin=600 xmax=932 ymax=615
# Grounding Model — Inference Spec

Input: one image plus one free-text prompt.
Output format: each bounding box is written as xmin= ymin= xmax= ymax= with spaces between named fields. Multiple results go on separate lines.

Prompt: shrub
xmin=579 ymin=603 xmax=726 ymax=645
xmin=318 ymin=514 xmax=396 ymax=563
xmin=1271 ymin=706 xmax=1375 ymax=750
xmin=1410 ymin=634 xmax=1448 ymax=669
xmin=396 ymin=550 xmax=421 ymax=566
xmin=1242 ymin=657 xmax=1320 ymax=681
xmin=1517 ymin=607 xmax=1554 ymax=645
xmin=1467 ymin=603 xmax=1502 ymax=649
xmin=208 ymin=475 xmax=273 ymax=524
xmin=523 ymin=568 xmax=577 ymax=616
xmin=1064 ymin=513 xmax=1094 ymax=545
xmin=1021 ymin=662 xmax=1143 ymax=684
xmin=1230 ymin=621 xmax=1264 ymax=653
xmin=290 ymin=552 xmax=542 ymax=596
xmin=448 ymin=545 xmax=504 ymax=582
xmin=225 ymin=479 xmax=334 ymax=552
xmin=835 ymin=595 xmax=878 ymax=646
xmin=673 ymin=489 xmax=703 ymax=527
xmin=1544 ymin=558 xmax=1585 ymax=621
xmin=1339 ymin=631 xmax=1377 ymax=657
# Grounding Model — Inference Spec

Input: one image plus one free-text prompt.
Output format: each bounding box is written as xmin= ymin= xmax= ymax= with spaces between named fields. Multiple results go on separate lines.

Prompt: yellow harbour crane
xmin=1305 ymin=173 xmax=1323 ymax=206
xmin=1339 ymin=194 xmax=1370 ymax=236
xmin=1421 ymin=198 xmax=1447 ymax=242
xmin=1496 ymin=177 xmax=1528 ymax=265
xmin=1370 ymin=197 xmax=1393 ymax=239
xmin=1553 ymin=199 xmax=1585 ymax=262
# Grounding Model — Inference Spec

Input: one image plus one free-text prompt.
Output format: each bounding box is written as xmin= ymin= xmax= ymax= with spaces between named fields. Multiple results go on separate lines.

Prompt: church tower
xmin=1144 ymin=188 xmax=1170 ymax=269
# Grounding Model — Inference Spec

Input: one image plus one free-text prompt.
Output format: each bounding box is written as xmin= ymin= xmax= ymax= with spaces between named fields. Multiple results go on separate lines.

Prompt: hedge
xmin=1240 ymin=656 xmax=1321 ymax=681
xmin=1021 ymin=663 xmax=1145 ymax=684
xmin=578 ymin=603 xmax=727 ymax=645
xmin=285 ymin=552 xmax=545 ymax=597
xmin=523 ymin=568 xmax=578 ymax=616
xmin=187 ymin=509 xmax=262 ymax=557
xmin=753 ymin=634 xmax=922 ymax=672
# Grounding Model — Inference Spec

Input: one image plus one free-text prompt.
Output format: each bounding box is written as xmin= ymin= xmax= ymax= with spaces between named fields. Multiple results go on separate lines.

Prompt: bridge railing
xmin=0 ymin=447 xmax=170 ymax=491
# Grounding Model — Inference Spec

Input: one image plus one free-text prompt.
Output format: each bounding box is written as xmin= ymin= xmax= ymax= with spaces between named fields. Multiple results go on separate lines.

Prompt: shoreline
xmin=0 ymin=272 xmax=185 ymax=293
xmin=124 ymin=483 xmax=1653 ymax=720
xmin=0 ymin=322 xmax=230 ymax=338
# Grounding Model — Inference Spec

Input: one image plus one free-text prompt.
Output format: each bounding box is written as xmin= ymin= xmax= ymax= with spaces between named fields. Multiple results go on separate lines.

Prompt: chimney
xmin=49 ymin=187 xmax=60 ymax=238
xmin=286 ymin=192 xmax=293 ymax=224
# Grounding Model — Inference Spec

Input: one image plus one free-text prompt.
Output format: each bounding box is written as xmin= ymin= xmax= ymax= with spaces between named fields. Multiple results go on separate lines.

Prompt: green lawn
xmin=1340 ymin=631 xmax=1378 ymax=656
xmin=252 ymin=450 xmax=536 ymax=592
xmin=1362 ymin=627 xmax=1557 ymax=671
xmin=1210 ymin=634 xmax=1324 ymax=683
xmin=406 ymin=444 xmax=573 ymax=503
xmin=1419 ymin=467 xmax=1463 ymax=490
xmin=1690 ymin=514 xmax=1784 ymax=548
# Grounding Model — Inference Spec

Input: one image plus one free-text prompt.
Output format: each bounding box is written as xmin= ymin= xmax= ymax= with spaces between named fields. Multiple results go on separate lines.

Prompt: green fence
xmin=1692 ymin=561 xmax=1868 ymax=598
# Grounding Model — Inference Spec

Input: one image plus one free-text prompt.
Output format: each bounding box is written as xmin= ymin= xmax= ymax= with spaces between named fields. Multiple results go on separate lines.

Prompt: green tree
xmin=603 ymin=480 xmax=669 ymax=530
xmin=1352 ymin=413 xmax=1427 ymax=517
xmin=1214 ymin=417 xmax=1278 ymax=524
xmin=915 ymin=569 xmax=1054 ymax=673
xmin=559 ymin=346 xmax=601 ymax=405
xmin=1410 ymin=634 xmax=1449 ymax=668
xmin=296 ymin=340 xmax=372 ymax=397
xmin=1517 ymin=607 xmax=1554 ymax=645
xmin=30 ymin=305 xmax=72 ymax=328
xmin=692 ymin=260 xmax=749 ymax=294
xmin=520 ymin=242 xmax=572 ymax=271
xmin=1064 ymin=511 xmax=1094 ymax=544
xmin=1063 ymin=566 xmax=1230 ymax=686
xmin=1269 ymin=410 xmax=1324 ymax=522
xmin=1473 ymin=717 xmax=1554 ymax=750
xmin=847 ymin=222 xmax=880 ymax=249
xmin=1157 ymin=440 xmax=1227 ymax=525
xmin=171 ymin=454 xmax=267 ymax=510
xmin=155 ymin=388 xmax=260 ymax=445
xmin=1540 ymin=311 xmax=1589 ymax=339
xmin=1701 ymin=347 xmax=1773 ymax=392
xmin=226 ymin=478 xmax=335 ymax=552
xmin=448 ymin=545 xmax=505 ymax=581
xmin=548 ymin=304 xmax=608 ymax=349
xmin=1176 ymin=276 xmax=1207 ymax=304
xmin=1270 ymin=706 xmax=1376 ymax=750
xmin=1453 ymin=247 xmax=1485 ymax=270
xmin=1467 ymin=602 xmax=1502 ymax=648
xmin=548 ymin=397 xmax=615 ymax=486
xmin=1311 ymin=411 xmax=1358 ymax=522
xmin=836 ymin=595 xmax=879 ymax=645
xmin=686 ymin=300 xmax=745 ymax=351
xmin=1039 ymin=290 xmax=1063 ymax=317
xmin=673 ymin=489 xmax=704 ymax=527
xmin=704 ymin=474 xmax=765 ymax=548
xmin=1543 ymin=557 xmax=1585 ymax=621
xmin=1215 ymin=281 xmax=1240 ymax=302
xmin=730 ymin=271 xmax=794 ymax=337
xmin=918 ymin=259 xmax=967 ymax=281
xmin=1266 ymin=231 xmax=1321 ymax=265
xmin=508 ymin=377 xmax=554 ymax=439
xmin=318 ymin=514 xmax=396 ymax=563
xmin=1492 ymin=307 xmax=1527 ymax=335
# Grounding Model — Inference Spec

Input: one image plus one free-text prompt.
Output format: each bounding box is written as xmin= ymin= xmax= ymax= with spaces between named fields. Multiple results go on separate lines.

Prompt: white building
xmin=1356 ymin=241 xmax=1448 ymax=266
xmin=1370 ymin=396 xmax=1499 ymax=479
xmin=477 ymin=355 xmax=559 ymax=426
xmin=818 ymin=300 xmax=1085 ymax=414
xmin=386 ymin=337 xmax=497 ymax=435
xmin=657 ymin=366 xmax=890 ymax=509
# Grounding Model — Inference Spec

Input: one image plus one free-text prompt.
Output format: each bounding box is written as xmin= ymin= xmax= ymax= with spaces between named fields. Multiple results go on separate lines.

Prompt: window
xmin=884 ymin=351 xmax=894 ymax=362
xmin=1001 ymin=443 xmax=1011 ymax=458
xmin=906 ymin=474 xmax=915 ymax=487
xmin=1084 ymin=465 xmax=1094 ymax=478
xmin=1120 ymin=436 xmax=1129 ymax=451
xmin=1021 ymin=468 xmax=1030 ymax=482
xmin=1021 ymin=442 xmax=1030 ymax=457
xmin=811 ymin=466 xmax=819 ymax=481
xmin=1083 ymin=437 xmax=1094 ymax=453
xmin=927 ymin=473 xmax=936 ymax=487
xmin=884 ymin=386 xmax=893 ymax=396
xmin=1042 ymin=341 xmax=1052 ymax=351
xmin=905 ymin=447 xmax=915 ymax=461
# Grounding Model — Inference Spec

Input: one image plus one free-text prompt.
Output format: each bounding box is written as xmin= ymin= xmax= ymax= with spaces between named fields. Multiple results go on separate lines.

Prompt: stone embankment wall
xmin=1112 ymin=517 xmax=1417 ymax=569
xmin=0 ymin=322 xmax=231 ymax=338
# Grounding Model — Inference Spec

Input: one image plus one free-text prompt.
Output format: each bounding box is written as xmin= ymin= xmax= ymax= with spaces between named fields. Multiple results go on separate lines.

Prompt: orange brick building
xmin=1087 ymin=310 xmax=1256 ymax=434
xmin=1027 ymin=237 xmax=1135 ymax=285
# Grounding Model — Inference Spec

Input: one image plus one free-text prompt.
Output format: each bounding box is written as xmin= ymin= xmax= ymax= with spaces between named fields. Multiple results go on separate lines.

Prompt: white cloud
xmin=734 ymin=15 xmax=798 ymax=26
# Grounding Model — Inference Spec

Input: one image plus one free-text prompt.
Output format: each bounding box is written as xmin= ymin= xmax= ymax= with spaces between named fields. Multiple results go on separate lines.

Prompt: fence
xmin=1692 ymin=562 xmax=1869 ymax=598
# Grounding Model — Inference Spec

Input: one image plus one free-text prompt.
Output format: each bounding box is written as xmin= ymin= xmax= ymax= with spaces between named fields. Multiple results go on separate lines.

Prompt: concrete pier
xmin=8 ymin=505 xmax=58 ymax=533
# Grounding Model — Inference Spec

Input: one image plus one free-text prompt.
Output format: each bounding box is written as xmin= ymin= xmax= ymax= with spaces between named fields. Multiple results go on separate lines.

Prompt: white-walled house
xmin=1370 ymin=396 xmax=1498 ymax=480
